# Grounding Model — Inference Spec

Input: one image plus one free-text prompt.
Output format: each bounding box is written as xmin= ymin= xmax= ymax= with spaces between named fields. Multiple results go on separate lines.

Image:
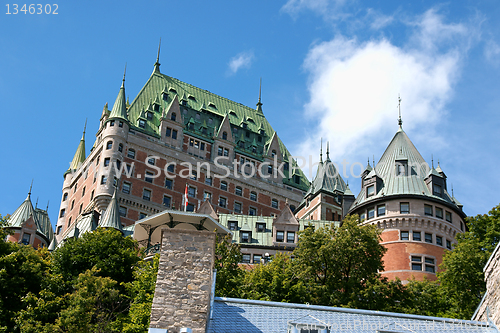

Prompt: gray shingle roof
xmin=208 ymin=297 xmax=498 ymax=333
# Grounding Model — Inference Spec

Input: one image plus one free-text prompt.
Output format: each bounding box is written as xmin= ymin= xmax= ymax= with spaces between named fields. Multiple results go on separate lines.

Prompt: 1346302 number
xmin=6 ymin=4 xmax=58 ymax=14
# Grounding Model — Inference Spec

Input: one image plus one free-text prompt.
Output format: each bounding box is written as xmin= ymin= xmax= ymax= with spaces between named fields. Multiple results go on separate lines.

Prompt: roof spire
xmin=256 ymin=78 xmax=263 ymax=113
xmin=46 ymin=200 xmax=49 ymax=212
xmin=122 ymin=63 xmax=126 ymax=87
xmin=326 ymin=141 xmax=330 ymax=160
xmin=65 ymin=122 xmax=87 ymax=175
xmin=373 ymin=155 xmax=375 ymax=167
xmin=29 ymin=179 xmax=33 ymax=197
xmin=398 ymin=94 xmax=403 ymax=128
xmin=82 ymin=118 xmax=87 ymax=140
xmin=452 ymin=183 xmax=454 ymax=197
xmin=431 ymin=154 xmax=434 ymax=168
xmin=154 ymin=38 xmax=161 ymax=73
xmin=320 ymin=138 xmax=323 ymax=163
xmin=35 ymin=197 xmax=39 ymax=209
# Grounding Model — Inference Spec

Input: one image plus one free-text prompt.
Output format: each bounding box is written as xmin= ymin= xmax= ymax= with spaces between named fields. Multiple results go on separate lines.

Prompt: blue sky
xmin=1 ymin=0 xmax=499 ymax=225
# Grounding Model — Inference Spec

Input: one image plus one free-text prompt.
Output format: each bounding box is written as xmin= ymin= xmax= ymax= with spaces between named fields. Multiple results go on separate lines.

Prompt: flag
xmin=184 ymin=183 xmax=188 ymax=212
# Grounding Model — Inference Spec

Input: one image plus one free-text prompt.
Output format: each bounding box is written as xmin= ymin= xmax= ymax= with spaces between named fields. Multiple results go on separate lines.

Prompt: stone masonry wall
xmin=149 ymin=228 xmax=215 ymax=333
xmin=473 ymin=244 xmax=500 ymax=327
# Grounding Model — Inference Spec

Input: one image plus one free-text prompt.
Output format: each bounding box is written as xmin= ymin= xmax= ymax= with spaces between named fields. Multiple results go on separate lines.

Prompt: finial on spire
xmin=452 ymin=183 xmax=454 ymax=197
xmin=326 ymin=141 xmax=330 ymax=160
xmin=122 ymin=63 xmax=127 ymax=87
xmin=320 ymin=138 xmax=323 ymax=163
xmin=29 ymin=179 xmax=33 ymax=197
xmin=373 ymin=155 xmax=375 ymax=166
xmin=398 ymin=94 xmax=403 ymax=128
xmin=46 ymin=200 xmax=50 ymax=211
xmin=367 ymin=157 xmax=370 ymax=166
xmin=256 ymin=78 xmax=263 ymax=113
xmin=431 ymin=154 xmax=434 ymax=168
xmin=154 ymin=38 xmax=161 ymax=73
xmin=35 ymin=197 xmax=39 ymax=209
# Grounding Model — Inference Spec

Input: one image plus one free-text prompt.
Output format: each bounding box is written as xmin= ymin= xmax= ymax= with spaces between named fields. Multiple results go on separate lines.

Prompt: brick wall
xmin=149 ymin=228 xmax=215 ymax=333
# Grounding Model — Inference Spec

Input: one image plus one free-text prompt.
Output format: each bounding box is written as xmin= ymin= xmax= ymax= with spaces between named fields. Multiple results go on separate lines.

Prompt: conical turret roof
xmin=98 ymin=190 xmax=123 ymax=232
xmin=66 ymin=126 xmax=86 ymax=174
xmin=8 ymin=193 xmax=36 ymax=228
xmin=109 ymin=69 xmax=128 ymax=122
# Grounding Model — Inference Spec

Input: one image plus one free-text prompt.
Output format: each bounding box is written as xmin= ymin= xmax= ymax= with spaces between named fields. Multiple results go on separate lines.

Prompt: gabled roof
xmin=208 ymin=297 xmax=497 ymax=333
xmin=349 ymin=127 xmax=462 ymax=212
xmin=274 ymin=204 xmax=299 ymax=226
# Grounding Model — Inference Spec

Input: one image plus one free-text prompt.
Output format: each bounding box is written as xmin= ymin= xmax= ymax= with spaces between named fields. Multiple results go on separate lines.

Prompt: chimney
xmin=149 ymin=228 xmax=216 ymax=333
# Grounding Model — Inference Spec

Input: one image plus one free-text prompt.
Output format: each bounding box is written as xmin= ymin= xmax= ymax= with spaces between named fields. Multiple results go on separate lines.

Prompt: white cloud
xmin=365 ymin=8 xmax=394 ymax=30
xmin=227 ymin=51 xmax=254 ymax=75
xmin=484 ymin=39 xmax=500 ymax=64
xmin=295 ymin=9 xmax=476 ymax=180
xmin=281 ymin=0 xmax=350 ymax=21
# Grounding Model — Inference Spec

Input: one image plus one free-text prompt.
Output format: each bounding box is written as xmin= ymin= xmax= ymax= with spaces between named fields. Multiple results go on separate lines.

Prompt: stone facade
xmin=473 ymin=243 xmax=500 ymax=327
xmin=149 ymin=228 xmax=215 ymax=333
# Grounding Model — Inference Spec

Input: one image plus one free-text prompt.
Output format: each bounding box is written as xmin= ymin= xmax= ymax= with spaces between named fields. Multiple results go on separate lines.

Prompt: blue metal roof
xmin=208 ymin=297 xmax=498 ymax=333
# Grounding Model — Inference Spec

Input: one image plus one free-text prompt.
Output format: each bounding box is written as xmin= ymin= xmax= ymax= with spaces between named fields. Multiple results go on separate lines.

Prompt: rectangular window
xmin=172 ymin=130 xmax=178 ymax=140
xmin=219 ymin=197 xmax=227 ymax=208
xmin=241 ymin=231 xmax=250 ymax=243
xmin=424 ymin=204 xmax=433 ymax=216
xmin=249 ymin=207 xmax=257 ymax=216
xmin=250 ymin=192 xmax=257 ymax=201
xmin=204 ymin=192 xmax=212 ymax=202
xmin=22 ymin=233 xmax=31 ymax=245
xmin=223 ymin=148 xmax=229 ymax=157
xmin=167 ymin=164 xmax=175 ymax=173
xmin=271 ymin=199 xmax=278 ymax=209
xmin=436 ymin=207 xmax=443 ymax=219
xmin=368 ymin=207 xmax=375 ymax=219
xmin=190 ymin=171 xmax=197 ymax=180
xmin=253 ymin=254 xmax=262 ymax=264
xmin=143 ymin=189 xmax=151 ymax=201
xmin=401 ymin=231 xmax=409 ymax=240
xmin=119 ymin=206 xmax=127 ymax=218
xmin=229 ymin=221 xmax=237 ymax=231
xmin=165 ymin=178 xmax=173 ymax=190
xmin=360 ymin=213 xmax=366 ymax=221
xmin=139 ymin=212 xmax=147 ymax=220
xmin=127 ymin=149 xmax=135 ymax=159
xmin=163 ymin=196 xmax=171 ymax=208
xmin=145 ymin=171 xmax=154 ymax=183
xmin=217 ymin=147 xmax=223 ymax=156
xmin=205 ymin=177 xmax=212 ymax=186
xmin=400 ymin=202 xmax=410 ymax=214
xmin=276 ymin=231 xmax=284 ymax=242
xmin=436 ymin=235 xmax=443 ymax=246
xmin=445 ymin=211 xmax=452 ymax=223
xmin=367 ymin=185 xmax=375 ymax=196
xmin=425 ymin=233 xmax=433 ymax=243
xmin=256 ymin=222 xmax=266 ymax=232
xmin=267 ymin=165 xmax=273 ymax=174
xmin=189 ymin=138 xmax=194 ymax=147
xmin=413 ymin=231 xmax=421 ymax=241
xmin=101 ymin=175 xmax=107 ymax=185
xmin=200 ymin=142 xmax=205 ymax=151
xmin=287 ymin=232 xmax=295 ymax=243
xmin=166 ymin=127 xmax=171 ymax=137
xmin=220 ymin=182 xmax=228 ymax=191
xmin=235 ymin=187 xmax=242 ymax=196
xmin=377 ymin=205 xmax=386 ymax=216
xmin=188 ymin=186 xmax=196 ymax=198
xmin=242 ymin=254 xmax=251 ymax=264
xmin=411 ymin=256 xmax=422 ymax=271
xmin=446 ymin=240 xmax=452 ymax=250
xmin=234 ymin=202 xmax=242 ymax=214
xmin=433 ymin=184 xmax=442 ymax=196
xmin=104 ymin=158 xmax=110 ymax=167
xmin=425 ymin=257 xmax=435 ymax=273
xmin=186 ymin=203 xmax=195 ymax=212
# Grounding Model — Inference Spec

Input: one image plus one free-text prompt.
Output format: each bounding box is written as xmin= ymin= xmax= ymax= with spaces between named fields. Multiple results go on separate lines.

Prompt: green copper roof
xmin=124 ymin=70 xmax=309 ymax=191
xmin=7 ymin=194 xmax=36 ymax=228
xmin=66 ymin=130 xmax=86 ymax=175
xmin=108 ymin=75 xmax=128 ymax=122
xmin=349 ymin=127 xmax=461 ymax=211
xmin=34 ymin=208 xmax=54 ymax=244
xmin=98 ymin=190 xmax=123 ymax=232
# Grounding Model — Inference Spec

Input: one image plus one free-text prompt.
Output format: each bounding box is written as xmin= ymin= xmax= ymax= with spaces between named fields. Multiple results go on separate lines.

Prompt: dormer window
xmin=222 ymin=132 xmax=228 ymax=140
xmin=208 ymin=102 xmax=216 ymax=109
xmin=271 ymin=150 xmax=276 ymax=158
xmin=153 ymin=104 xmax=160 ymax=112
xmin=171 ymin=113 xmax=176 ymax=121
xmin=242 ymin=123 xmax=247 ymax=129
xmin=138 ymin=119 xmax=146 ymax=128
xmin=181 ymin=100 xmax=187 ymax=106
xmin=433 ymin=184 xmax=442 ymax=196
xmin=367 ymin=185 xmax=375 ymax=197
xmin=241 ymin=231 xmax=250 ymax=243
xmin=168 ymin=87 xmax=177 ymax=93
xmin=188 ymin=95 xmax=196 ymax=101
xmin=395 ymin=160 xmax=408 ymax=176
xmin=229 ymin=221 xmax=237 ymax=230
xmin=146 ymin=112 xmax=153 ymax=120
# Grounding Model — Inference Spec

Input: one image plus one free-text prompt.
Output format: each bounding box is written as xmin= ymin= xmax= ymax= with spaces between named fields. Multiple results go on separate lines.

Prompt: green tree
xmin=51 ymin=228 xmax=140 ymax=291
xmin=214 ymin=233 xmax=243 ymax=297
xmin=240 ymin=252 xmax=310 ymax=304
xmin=293 ymin=215 xmax=386 ymax=306
xmin=437 ymin=204 xmax=500 ymax=319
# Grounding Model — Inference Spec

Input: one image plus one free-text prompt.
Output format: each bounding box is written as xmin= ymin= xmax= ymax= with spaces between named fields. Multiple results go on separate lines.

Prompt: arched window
xmin=62 ymin=193 xmax=68 ymax=201
xmin=222 ymin=132 xmax=228 ymax=140
xmin=106 ymin=141 xmax=113 ymax=150
xmin=171 ymin=113 xmax=176 ymax=121
xmin=118 ymin=143 xmax=123 ymax=152
xmin=271 ymin=199 xmax=279 ymax=209
xmin=250 ymin=191 xmax=257 ymax=201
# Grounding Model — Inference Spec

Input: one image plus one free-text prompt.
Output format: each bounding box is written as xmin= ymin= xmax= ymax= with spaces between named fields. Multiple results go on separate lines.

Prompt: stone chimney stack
xmin=149 ymin=228 xmax=216 ymax=333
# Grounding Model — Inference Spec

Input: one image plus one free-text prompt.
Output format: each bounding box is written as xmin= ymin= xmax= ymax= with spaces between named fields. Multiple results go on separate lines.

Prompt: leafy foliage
xmin=214 ymin=233 xmax=243 ymax=297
